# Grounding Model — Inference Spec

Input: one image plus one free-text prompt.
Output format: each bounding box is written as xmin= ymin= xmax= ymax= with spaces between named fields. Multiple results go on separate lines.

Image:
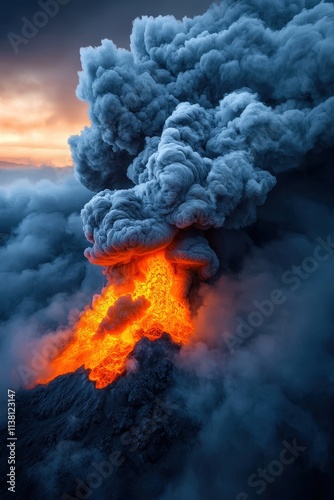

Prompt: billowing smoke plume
xmin=69 ymin=0 xmax=334 ymax=282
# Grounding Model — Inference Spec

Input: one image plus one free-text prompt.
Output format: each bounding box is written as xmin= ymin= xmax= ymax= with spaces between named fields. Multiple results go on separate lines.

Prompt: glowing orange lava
xmin=34 ymin=252 xmax=193 ymax=388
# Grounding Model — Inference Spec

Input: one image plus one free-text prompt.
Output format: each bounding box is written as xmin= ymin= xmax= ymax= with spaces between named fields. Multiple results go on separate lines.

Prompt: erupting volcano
xmin=28 ymin=0 xmax=334 ymax=398
xmin=2 ymin=2 xmax=334 ymax=500
xmin=35 ymin=252 xmax=193 ymax=389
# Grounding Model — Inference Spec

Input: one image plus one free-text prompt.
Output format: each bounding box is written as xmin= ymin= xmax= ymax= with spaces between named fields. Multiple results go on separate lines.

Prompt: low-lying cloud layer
xmin=0 ymin=171 xmax=102 ymax=405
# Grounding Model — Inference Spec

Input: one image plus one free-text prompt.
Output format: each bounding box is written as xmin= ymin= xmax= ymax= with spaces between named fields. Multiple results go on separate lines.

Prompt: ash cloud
xmin=70 ymin=0 xmax=334 ymax=280
xmin=96 ymin=294 xmax=150 ymax=336
xmin=0 ymin=170 xmax=102 ymax=407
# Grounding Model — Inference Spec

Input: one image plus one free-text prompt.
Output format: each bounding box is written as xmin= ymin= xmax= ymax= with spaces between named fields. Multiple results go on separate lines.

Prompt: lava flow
xmin=34 ymin=252 xmax=193 ymax=389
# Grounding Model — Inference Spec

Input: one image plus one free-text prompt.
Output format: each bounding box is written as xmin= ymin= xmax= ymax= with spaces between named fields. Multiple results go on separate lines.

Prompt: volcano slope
xmin=0 ymin=335 xmax=199 ymax=500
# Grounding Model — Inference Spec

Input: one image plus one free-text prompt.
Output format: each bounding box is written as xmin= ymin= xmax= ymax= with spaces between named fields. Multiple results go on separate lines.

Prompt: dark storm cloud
xmin=69 ymin=0 xmax=334 ymax=282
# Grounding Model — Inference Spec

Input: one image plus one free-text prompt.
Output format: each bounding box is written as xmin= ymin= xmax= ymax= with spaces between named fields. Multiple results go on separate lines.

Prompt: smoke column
xmin=69 ymin=0 xmax=334 ymax=283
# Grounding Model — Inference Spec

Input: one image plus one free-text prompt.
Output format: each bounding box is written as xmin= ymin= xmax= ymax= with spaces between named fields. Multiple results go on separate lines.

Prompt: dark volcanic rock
xmin=0 ymin=334 xmax=199 ymax=500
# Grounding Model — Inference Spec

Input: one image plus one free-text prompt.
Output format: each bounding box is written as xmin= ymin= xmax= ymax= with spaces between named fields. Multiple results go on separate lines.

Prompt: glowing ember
xmin=34 ymin=252 xmax=193 ymax=388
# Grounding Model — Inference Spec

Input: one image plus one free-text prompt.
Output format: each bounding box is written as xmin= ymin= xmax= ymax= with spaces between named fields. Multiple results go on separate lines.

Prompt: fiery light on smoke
xmin=34 ymin=252 xmax=193 ymax=388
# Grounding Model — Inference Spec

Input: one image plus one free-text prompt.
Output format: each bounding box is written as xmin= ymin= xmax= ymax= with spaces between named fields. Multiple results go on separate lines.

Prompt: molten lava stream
xmin=34 ymin=252 xmax=193 ymax=389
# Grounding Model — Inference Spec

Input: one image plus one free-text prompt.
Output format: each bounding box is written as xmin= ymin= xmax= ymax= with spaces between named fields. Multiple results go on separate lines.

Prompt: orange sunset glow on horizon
xmin=0 ymin=73 xmax=89 ymax=168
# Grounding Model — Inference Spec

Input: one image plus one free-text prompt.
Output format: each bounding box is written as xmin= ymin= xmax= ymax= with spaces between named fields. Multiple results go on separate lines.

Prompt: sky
xmin=0 ymin=0 xmax=213 ymax=167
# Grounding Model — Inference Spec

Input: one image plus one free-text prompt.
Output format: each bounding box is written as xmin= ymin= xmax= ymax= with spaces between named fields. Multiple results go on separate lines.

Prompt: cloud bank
xmin=0 ymin=171 xmax=102 ymax=405
xmin=70 ymin=0 xmax=334 ymax=283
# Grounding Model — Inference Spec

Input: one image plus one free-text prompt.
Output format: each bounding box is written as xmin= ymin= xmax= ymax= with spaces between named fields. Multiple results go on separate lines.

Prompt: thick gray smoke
xmin=96 ymin=294 xmax=150 ymax=336
xmin=69 ymin=0 xmax=334 ymax=281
